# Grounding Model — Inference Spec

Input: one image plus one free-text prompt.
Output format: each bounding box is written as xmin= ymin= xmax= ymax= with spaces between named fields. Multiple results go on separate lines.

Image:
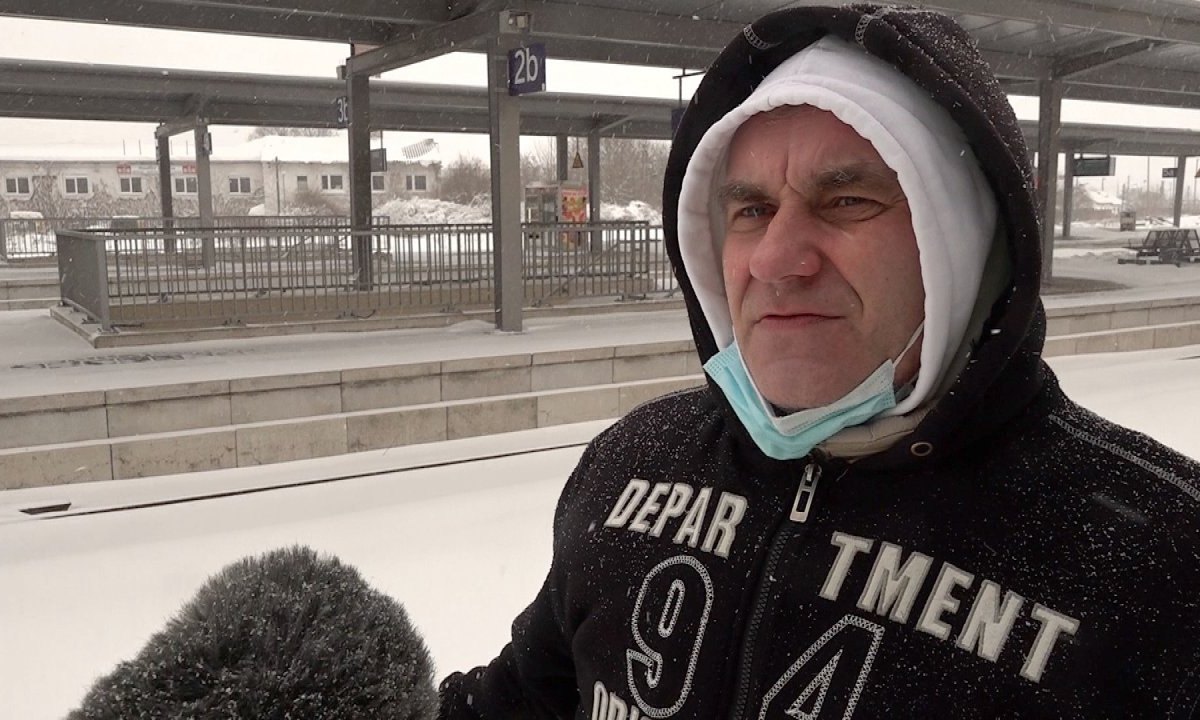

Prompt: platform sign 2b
xmin=508 ymin=43 xmax=546 ymax=96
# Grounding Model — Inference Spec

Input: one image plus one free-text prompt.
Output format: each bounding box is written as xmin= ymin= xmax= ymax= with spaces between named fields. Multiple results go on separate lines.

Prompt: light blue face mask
xmin=703 ymin=322 xmax=924 ymax=461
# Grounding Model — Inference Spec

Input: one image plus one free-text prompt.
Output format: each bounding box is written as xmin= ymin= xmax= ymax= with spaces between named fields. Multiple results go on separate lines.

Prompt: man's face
xmin=720 ymin=106 xmax=925 ymax=411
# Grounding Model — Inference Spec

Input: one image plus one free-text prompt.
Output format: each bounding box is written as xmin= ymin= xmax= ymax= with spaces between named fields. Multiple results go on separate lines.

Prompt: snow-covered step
xmin=1043 ymin=320 xmax=1200 ymax=357
xmin=1044 ymin=294 xmax=1200 ymax=336
xmin=0 ymin=339 xmax=700 ymax=451
xmin=0 ymin=277 xmax=57 ymax=312
xmin=0 ymin=375 xmax=704 ymax=490
xmin=0 ymin=296 xmax=56 ymax=311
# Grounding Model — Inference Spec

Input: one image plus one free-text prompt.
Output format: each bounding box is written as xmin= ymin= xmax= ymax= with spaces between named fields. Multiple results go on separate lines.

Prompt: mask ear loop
xmin=892 ymin=320 xmax=925 ymax=403
xmin=895 ymin=320 xmax=925 ymax=366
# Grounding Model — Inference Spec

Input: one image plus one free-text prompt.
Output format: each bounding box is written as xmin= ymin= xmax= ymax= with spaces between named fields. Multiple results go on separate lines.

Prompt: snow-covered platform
xmin=3 ymin=343 xmax=1200 ymax=720
xmin=4 ymin=264 xmax=1200 ymax=488
xmin=0 ymin=308 xmax=702 ymax=488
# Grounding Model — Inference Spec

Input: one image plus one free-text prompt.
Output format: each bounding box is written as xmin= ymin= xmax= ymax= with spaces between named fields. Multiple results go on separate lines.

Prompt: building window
xmin=321 ymin=174 xmax=344 ymax=192
xmin=405 ymin=174 xmax=427 ymax=191
xmin=64 ymin=176 xmax=90 ymax=195
xmin=174 ymin=176 xmax=198 ymax=194
xmin=228 ymin=177 xmax=251 ymax=194
xmin=295 ymin=175 xmax=308 ymax=192
xmin=371 ymin=174 xmax=386 ymax=192
xmin=119 ymin=177 xmax=144 ymax=194
xmin=3 ymin=177 xmax=30 ymax=195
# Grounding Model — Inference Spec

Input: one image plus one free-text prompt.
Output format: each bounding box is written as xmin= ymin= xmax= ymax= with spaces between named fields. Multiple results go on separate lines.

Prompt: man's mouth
xmin=757 ymin=312 xmax=836 ymax=327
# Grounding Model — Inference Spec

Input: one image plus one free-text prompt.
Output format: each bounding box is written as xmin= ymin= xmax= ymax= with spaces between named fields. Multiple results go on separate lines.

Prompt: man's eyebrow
xmin=717 ymin=181 xmax=771 ymax=207
xmin=812 ymin=162 xmax=901 ymax=192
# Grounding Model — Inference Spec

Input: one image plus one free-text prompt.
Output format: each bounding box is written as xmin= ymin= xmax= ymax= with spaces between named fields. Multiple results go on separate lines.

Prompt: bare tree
xmin=521 ymin=138 xmax=558 ymax=186
xmin=600 ymin=138 xmax=671 ymax=210
xmin=440 ymin=154 xmax=492 ymax=204
xmin=249 ymin=127 xmax=337 ymax=139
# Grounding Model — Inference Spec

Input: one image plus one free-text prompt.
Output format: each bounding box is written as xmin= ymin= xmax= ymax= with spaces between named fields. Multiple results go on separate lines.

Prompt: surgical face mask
xmin=703 ymin=322 xmax=925 ymax=461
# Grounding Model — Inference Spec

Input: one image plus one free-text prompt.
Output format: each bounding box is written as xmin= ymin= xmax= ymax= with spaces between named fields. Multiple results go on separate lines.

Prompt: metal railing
xmin=1 ymin=214 xmax=389 ymax=261
xmin=523 ymin=222 xmax=672 ymax=305
xmin=55 ymin=221 xmax=675 ymax=330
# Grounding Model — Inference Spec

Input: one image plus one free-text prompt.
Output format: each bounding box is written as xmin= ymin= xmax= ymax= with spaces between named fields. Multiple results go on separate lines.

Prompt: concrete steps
xmin=0 ymin=340 xmax=704 ymax=489
xmin=4 ymin=294 xmax=1200 ymax=490
xmin=1043 ymin=295 xmax=1200 ymax=356
xmin=0 ymin=277 xmax=57 ymax=312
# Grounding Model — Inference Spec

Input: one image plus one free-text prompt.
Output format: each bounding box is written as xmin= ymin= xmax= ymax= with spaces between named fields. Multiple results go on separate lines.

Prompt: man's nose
xmin=747 ymin=205 xmax=823 ymax=283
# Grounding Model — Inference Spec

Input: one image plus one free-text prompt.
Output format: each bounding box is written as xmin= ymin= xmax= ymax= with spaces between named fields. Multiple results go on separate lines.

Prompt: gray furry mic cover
xmin=68 ymin=545 xmax=438 ymax=720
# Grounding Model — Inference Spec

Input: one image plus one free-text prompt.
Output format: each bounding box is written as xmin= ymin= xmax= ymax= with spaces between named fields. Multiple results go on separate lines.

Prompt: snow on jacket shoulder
xmin=438 ymin=4 xmax=1200 ymax=718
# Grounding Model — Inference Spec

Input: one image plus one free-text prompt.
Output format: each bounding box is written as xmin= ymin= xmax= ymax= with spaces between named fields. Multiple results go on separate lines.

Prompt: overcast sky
xmin=1 ymin=15 xmax=1198 ymax=192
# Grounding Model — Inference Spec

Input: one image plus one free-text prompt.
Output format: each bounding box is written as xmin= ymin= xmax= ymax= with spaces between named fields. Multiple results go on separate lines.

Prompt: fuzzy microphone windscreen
xmin=67 ymin=545 xmax=438 ymax=720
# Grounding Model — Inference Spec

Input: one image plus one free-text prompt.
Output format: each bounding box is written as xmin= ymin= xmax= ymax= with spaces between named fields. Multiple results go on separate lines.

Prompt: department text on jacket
xmin=604 ymin=479 xmax=749 ymax=559
xmin=820 ymin=531 xmax=1081 ymax=683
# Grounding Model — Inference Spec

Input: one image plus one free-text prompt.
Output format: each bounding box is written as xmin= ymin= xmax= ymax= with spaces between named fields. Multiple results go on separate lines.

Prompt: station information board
xmin=1072 ymin=156 xmax=1116 ymax=176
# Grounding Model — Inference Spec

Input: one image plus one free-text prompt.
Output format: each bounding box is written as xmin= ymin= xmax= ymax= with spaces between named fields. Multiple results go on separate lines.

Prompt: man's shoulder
xmin=1046 ymin=399 xmax=1200 ymax=504
xmin=608 ymin=382 xmax=715 ymax=431
xmin=1025 ymin=397 xmax=1200 ymax=553
xmin=586 ymin=382 xmax=720 ymax=457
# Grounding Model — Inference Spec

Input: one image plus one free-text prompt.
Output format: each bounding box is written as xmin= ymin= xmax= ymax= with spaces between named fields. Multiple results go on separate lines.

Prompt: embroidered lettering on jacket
xmin=593 ymin=680 xmax=643 ymax=720
xmin=818 ymin=531 xmax=1081 ymax=683
xmin=604 ymin=479 xmax=748 ymax=559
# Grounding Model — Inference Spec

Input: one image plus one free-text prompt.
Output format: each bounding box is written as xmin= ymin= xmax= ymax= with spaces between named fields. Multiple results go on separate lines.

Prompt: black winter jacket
xmin=439 ymin=6 xmax=1200 ymax=718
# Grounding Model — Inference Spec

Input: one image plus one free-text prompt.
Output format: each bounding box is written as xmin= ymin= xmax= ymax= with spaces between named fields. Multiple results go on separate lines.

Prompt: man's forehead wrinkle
xmin=717 ymin=180 xmax=771 ymax=206
xmin=805 ymin=160 xmax=903 ymax=197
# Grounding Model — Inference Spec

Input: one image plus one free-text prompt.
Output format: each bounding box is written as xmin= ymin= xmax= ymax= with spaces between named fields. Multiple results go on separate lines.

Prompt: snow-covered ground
xmin=2 ymin=199 xmax=666 ymax=261
xmin=1 ymin=344 xmax=1199 ymax=719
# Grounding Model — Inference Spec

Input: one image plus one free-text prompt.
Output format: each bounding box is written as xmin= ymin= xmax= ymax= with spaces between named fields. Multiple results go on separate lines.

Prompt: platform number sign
xmin=508 ymin=43 xmax=546 ymax=96
xmin=335 ymin=96 xmax=350 ymax=129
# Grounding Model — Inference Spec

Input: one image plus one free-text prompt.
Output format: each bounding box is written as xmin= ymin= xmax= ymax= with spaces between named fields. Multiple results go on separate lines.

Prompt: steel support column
xmin=488 ymin=32 xmax=523 ymax=332
xmin=193 ymin=125 xmax=215 ymax=266
xmin=347 ymin=72 xmax=373 ymax=290
xmin=556 ymin=134 xmax=569 ymax=183
xmin=1174 ymin=156 xmax=1188 ymax=227
xmin=156 ymin=133 xmax=176 ymax=253
xmin=587 ymin=128 xmax=603 ymax=254
xmin=1062 ymin=147 xmax=1075 ymax=239
xmin=1036 ymin=74 xmax=1063 ymax=282
xmin=587 ymin=128 xmax=601 ymax=224
xmin=157 ymin=134 xmax=173 ymax=220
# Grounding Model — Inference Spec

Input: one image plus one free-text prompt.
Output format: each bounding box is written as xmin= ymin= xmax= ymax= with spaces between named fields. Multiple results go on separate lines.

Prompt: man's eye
xmin=826 ymin=196 xmax=886 ymax=219
xmin=732 ymin=205 xmax=772 ymax=221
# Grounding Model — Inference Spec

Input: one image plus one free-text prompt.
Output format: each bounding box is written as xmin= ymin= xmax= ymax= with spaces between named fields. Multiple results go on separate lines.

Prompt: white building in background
xmin=0 ymin=136 xmax=442 ymax=219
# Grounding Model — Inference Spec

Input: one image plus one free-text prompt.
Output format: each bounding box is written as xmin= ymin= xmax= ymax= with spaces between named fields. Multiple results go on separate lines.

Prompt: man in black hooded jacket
xmin=438 ymin=6 xmax=1200 ymax=719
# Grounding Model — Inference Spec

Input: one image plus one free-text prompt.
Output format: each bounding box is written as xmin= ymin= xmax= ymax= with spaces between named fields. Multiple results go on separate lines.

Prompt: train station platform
xmin=1 ymin=275 xmax=1199 ymax=489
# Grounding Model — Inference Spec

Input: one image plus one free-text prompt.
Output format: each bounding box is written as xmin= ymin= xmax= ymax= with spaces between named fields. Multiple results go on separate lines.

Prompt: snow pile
xmin=372 ymin=197 xmax=663 ymax=226
xmin=376 ymin=197 xmax=491 ymax=224
xmin=601 ymin=200 xmax=662 ymax=224
xmin=1077 ymin=185 xmax=1123 ymax=208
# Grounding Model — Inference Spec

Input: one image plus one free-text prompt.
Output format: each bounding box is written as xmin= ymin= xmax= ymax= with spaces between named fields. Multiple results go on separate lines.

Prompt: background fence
xmin=1 ymin=214 xmax=390 ymax=262
xmin=57 ymin=221 xmax=675 ymax=330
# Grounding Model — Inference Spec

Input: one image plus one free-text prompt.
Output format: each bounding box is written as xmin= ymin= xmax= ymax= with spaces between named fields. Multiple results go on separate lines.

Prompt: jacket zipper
xmin=727 ymin=461 xmax=824 ymax=720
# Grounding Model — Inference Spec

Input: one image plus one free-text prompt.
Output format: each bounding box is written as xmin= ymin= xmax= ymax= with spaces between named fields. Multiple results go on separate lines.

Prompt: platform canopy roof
xmin=0 ymin=0 xmax=1198 ymax=109
xmin=4 ymin=58 xmax=1200 ymax=157
xmin=0 ymin=59 xmax=680 ymax=139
